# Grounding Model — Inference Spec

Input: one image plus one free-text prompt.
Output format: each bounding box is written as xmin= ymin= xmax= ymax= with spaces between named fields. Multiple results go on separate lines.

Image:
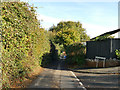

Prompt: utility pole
xmin=118 ymin=2 xmax=120 ymax=38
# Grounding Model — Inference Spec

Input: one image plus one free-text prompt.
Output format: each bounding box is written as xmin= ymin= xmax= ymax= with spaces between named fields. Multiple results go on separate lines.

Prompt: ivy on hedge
xmin=1 ymin=2 xmax=50 ymax=88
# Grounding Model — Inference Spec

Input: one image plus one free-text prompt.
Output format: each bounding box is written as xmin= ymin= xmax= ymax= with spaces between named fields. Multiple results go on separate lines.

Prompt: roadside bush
xmin=41 ymin=41 xmax=59 ymax=67
xmin=115 ymin=49 xmax=120 ymax=60
xmin=1 ymin=2 xmax=50 ymax=88
xmin=65 ymin=43 xmax=86 ymax=66
xmin=48 ymin=31 xmax=63 ymax=57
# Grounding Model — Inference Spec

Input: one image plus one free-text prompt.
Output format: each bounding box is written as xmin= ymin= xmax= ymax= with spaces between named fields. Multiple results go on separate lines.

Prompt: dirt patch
xmin=10 ymin=66 xmax=43 ymax=88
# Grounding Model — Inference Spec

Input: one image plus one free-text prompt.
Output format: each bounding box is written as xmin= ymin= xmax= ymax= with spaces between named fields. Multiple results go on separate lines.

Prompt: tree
xmin=49 ymin=21 xmax=90 ymax=46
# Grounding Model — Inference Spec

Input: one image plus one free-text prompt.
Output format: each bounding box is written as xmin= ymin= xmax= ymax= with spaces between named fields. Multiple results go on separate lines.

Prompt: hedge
xmin=1 ymin=2 xmax=50 ymax=88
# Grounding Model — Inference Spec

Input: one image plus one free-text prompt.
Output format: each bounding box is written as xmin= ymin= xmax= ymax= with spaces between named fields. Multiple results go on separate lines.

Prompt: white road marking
xmin=70 ymin=71 xmax=87 ymax=90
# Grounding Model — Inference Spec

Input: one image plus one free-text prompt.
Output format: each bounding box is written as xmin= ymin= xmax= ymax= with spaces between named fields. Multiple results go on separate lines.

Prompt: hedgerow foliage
xmin=115 ymin=49 xmax=120 ymax=60
xmin=92 ymin=34 xmax=115 ymax=41
xmin=49 ymin=21 xmax=89 ymax=66
xmin=1 ymin=2 xmax=50 ymax=88
xmin=65 ymin=43 xmax=86 ymax=66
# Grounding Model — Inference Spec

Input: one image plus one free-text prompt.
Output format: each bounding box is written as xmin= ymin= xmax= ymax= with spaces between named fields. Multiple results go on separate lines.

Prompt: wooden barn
xmin=86 ymin=29 xmax=120 ymax=59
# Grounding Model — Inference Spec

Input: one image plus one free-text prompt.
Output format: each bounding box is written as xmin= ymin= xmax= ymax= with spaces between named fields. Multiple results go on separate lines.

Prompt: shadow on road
xmin=76 ymin=73 xmax=119 ymax=88
xmin=41 ymin=40 xmax=68 ymax=71
xmin=38 ymin=41 xmax=120 ymax=89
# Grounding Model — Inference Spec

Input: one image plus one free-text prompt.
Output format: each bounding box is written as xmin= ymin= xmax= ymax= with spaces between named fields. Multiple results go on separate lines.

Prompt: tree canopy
xmin=49 ymin=21 xmax=90 ymax=46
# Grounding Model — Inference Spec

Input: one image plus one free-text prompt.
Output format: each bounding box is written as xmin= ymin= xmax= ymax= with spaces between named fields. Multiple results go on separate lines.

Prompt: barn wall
xmin=86 ymin=39 xmax=120 ymax=59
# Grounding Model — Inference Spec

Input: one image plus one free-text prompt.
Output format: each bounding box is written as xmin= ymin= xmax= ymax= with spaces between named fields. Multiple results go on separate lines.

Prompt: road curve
xmin=28 ymin=60 xmax=85 ymax=89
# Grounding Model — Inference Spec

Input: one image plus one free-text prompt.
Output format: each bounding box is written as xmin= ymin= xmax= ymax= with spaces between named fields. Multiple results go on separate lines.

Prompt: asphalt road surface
xmin=73 ymin=67 xmax=120 ymax=89
xmin=28 ymin=60 xmax=86 ymax=89
xmin=28 ymin=60 xmax=120 ymax=90
xmin=75 ymin=72 xmax=119 ymax=89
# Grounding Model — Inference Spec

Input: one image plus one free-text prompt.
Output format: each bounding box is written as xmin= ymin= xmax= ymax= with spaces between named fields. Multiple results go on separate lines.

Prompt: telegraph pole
xmin=118 ymin=1 xmax=120 ymax=38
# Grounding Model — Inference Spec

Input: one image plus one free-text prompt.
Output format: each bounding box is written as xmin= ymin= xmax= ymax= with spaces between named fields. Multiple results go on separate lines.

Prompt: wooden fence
xmin=86 ymin=38 xmax=120 ymax=59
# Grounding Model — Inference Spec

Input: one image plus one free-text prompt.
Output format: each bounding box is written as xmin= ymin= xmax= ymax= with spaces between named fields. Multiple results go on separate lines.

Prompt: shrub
xmin=115 ymin=49 xmax=120 ymax=59
xmin=65 ymin=43 xmax=86 ymax=66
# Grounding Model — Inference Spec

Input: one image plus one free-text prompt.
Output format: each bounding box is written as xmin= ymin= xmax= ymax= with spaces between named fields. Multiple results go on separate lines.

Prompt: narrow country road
xmin=27 ymin=60 xmax=119 ymax=89
xmin=74 ymin=67 xmax=120 ymax=89
xmin=28 ymin=60 xmax=86 ymax=89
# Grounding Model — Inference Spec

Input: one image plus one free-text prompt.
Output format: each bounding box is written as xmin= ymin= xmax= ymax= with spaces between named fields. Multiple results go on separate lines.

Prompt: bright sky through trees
xmin=22 ymin=0 xmax=118 ymax=38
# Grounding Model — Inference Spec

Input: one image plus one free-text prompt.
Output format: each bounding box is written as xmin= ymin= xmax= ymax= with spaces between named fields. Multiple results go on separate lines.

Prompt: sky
xmin=21 ymin=0 xmax=119 ymax=38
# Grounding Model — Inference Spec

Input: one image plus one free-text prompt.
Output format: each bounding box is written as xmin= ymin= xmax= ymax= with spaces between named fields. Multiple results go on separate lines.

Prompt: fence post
xmin=95 ymin=56 xmax=106 ymax=68
xmin=103 ymin=59 xmax=106 ymax=67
